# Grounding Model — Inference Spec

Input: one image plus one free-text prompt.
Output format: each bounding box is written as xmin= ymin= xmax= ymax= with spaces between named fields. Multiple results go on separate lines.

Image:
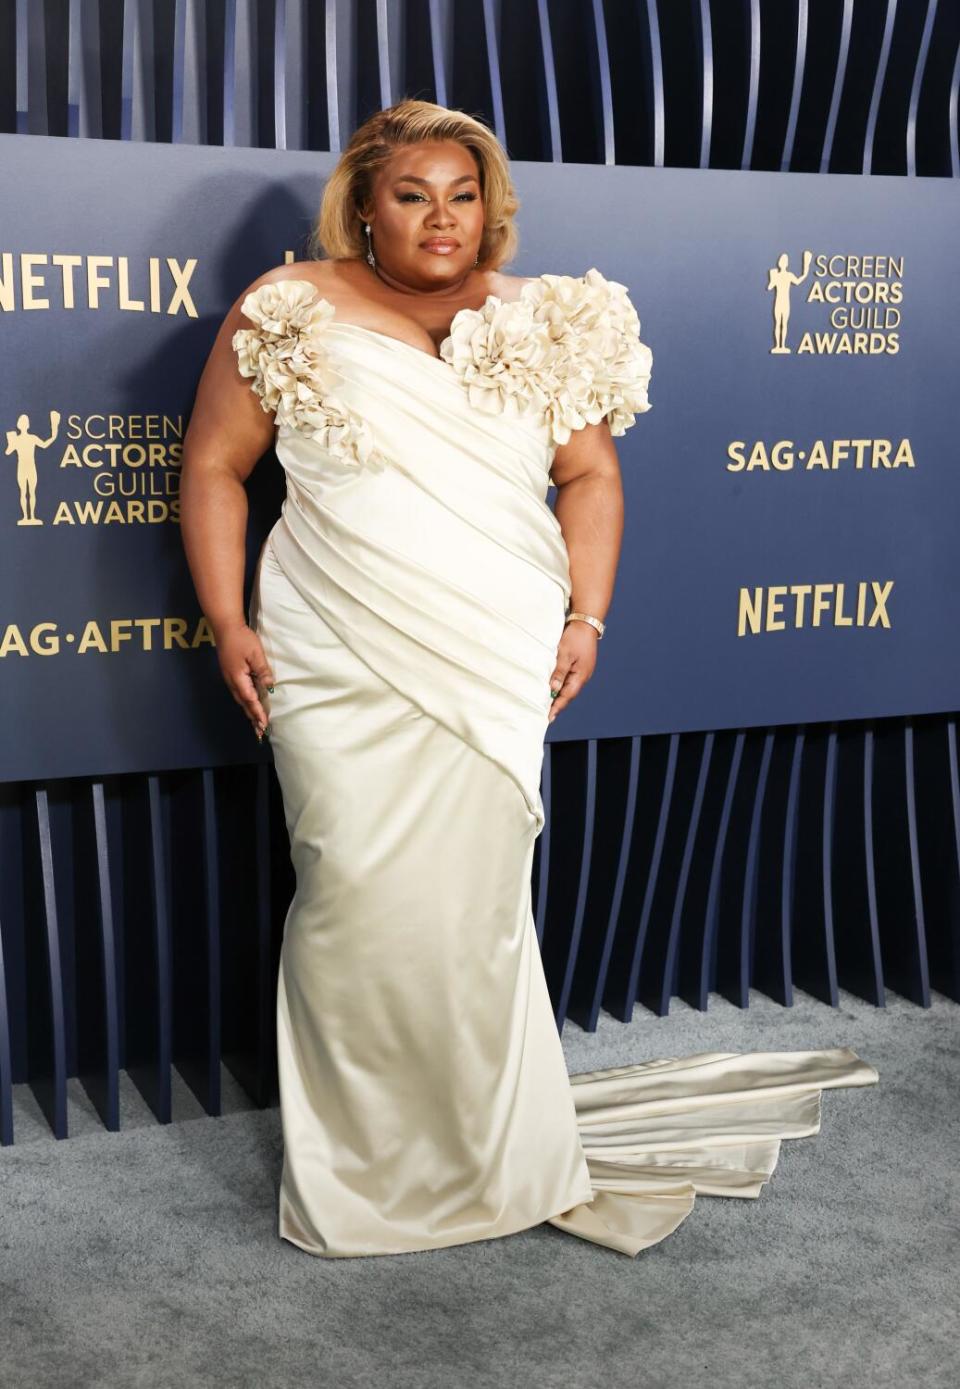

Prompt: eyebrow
xmin=392 ymin=173 xmax=479 ymax=186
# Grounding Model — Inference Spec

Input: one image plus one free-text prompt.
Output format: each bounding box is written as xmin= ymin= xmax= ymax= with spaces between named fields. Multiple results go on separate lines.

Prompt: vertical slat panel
xmin=173 ymin=0 xmax=208 ymax=145
xmin=739 ymin=0 xmax=761 ymax=170
xmin=67 ymin=0 xmax=93 ymax=137
xmin=801 ymin=724 xmax=850 ymax=1001
xmin=700 ymin=731 xmax=745 ymax=1006
xmin=816 ymin=727 xmax=839 ymax=1000
xmin=123 ymin=0 xmax=157 ymax=143
xmin=871 ymin=720 xmax=930 ymax=1005
xmin=905 ymin=0 xmax=938 ymax=176
xmin=274 ymin=0 xmax=288 ymax=147
xmin=734 ymin=730 xmax=774 ymax=1007
xmin=122 ymin=774 xmax=172 ymax=1123
xmin=223 ymin=0 xmax=238 ymax=144
xmin=375 ymin=0 xmax=393 ymax=108
xmin=623 ymin=733 xmax=678 ymax=1016
xmin=14 ymin=0 xmax=30 ymax=133
xmin=74 ymin=781 xmax=121 ymax=1132
xmin=590 ymin=0 xmax=614 ymax=164
xmin=551 ymin=740 xmax=597 ymax=1028
xmin=775 ymin=730 xmax=804 ymax=1006
xmin=481 ymin=0 xmax=507 ymax=148
xmin=862 ymin=0 xmax=899 ymax=174
xmin=859 ymin=726 xmax=887 ymax=1003
xmin=939 ymin=719 xmax=960 ymax=997
xmin=427 ymin=0 xmax=451 ymax=107
xmin=25 ymin=0 xmax=49 ymax=134
xmin=279 ymin=0 xmax=308 ymax=150
xmin=25 ymin=788 xmax=68 ymax=1137
xmin=913 ymin=717 xmax=960 ymax=1002
xmin=536 ymin=0 xmax=562 ymax=161
xmin=219 ymin=764 xmax=269 ymax=1104
xmin=903 ymin=721 xmax=932 ymax=1002
xmin=324 ymin=0 xmax=348 ymax=153
xmin=780 ymin=0 xmax=809 ymax=170
xmin=828 ymin=722 xmax=883 ymax=1005
xmin=566 ymin=737 xmax=640 ymax=1032
xmin=819 ymin=0 xmax=854 ymax=172
xmin=949 ymin=27 xmax=960 ymax=177
xmin=656 ymin=733 xmax=713 ymax=1016
xmin=227 ymin=0 xmax=258 ymax=147
xmin=601 ymin=736 xmax=662 ymax=1020
xmin=0 ymin=850 xmax=14 ymax=1143
xmin=645 ymin=0 xmax=666 ymax=167
xmin=169 ymin=770 xmax=221 ymax=1115
xmin=694 ymin=0 xmax=714 ymax=169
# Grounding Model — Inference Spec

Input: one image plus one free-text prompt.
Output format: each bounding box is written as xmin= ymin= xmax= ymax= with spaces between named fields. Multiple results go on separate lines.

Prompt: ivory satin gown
xmin=233 ymin=270 xmax=879 ymax=1259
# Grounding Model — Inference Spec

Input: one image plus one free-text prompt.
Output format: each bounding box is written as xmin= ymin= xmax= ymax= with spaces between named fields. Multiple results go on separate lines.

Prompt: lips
xmin=421 ymin=239 xmax=459 ymax=253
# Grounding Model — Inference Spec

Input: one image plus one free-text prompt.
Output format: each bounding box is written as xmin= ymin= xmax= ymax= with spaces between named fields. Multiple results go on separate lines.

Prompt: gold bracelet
xmin=564 ymin=611 xmax=605 ymax=639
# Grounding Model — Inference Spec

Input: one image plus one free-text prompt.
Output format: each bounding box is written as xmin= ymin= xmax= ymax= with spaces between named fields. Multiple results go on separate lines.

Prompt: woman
xmin=180 ymin=99 xmax=878 ymax=1259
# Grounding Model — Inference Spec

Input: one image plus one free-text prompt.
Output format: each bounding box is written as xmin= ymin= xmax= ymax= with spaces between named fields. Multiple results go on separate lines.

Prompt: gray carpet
xmin=2 ymin=989 xmax=957 ymax=1389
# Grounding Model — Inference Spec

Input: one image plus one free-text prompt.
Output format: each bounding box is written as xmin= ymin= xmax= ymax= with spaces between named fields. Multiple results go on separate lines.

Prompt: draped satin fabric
xmin=245 ymin=313 xmax=878 ymax=1260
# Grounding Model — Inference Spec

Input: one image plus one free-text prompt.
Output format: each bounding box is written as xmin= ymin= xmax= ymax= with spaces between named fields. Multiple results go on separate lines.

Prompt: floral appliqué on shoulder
xmin=438 ymin=267 xmax=653 ymax=446
xmin=232 ymin=280 xmax=387 ymax=470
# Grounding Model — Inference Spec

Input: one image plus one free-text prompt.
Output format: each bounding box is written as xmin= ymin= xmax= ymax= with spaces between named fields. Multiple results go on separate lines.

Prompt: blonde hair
xmin=307 ymin=99 xmax=520 ymax=270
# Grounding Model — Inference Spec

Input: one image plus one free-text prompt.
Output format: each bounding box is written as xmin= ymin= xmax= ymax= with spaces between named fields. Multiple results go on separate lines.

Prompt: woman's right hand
xmin=215 ymin=623 xmax=276 ymax=739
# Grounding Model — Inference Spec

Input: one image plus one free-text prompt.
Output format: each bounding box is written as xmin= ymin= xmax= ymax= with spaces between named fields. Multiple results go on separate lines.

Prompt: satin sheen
xmin=248 ymin=320 xmax=878 ymax=1259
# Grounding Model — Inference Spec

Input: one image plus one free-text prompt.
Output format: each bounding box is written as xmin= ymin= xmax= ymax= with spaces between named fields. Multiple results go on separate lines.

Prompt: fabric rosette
xmin=439 ymin=267 xmax=653 ymax=447
xmin=232 ymin=279 xmax=386 ymax=470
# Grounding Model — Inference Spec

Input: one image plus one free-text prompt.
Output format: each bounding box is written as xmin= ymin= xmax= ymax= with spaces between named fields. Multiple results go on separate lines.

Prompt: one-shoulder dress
xmin=232 ymin=269 xmax=879 ymax=1259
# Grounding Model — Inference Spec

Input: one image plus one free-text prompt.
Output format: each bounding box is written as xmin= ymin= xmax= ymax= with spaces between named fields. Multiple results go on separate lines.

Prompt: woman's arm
xmin=180 ymin=283 xmax=280 ymax=737
xmin=545 ymin=421 xmax=624 ymax=721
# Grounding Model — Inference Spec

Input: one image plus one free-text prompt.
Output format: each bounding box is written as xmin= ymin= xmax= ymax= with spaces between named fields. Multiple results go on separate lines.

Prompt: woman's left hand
xmin=548 ymin=621 xmax=600 ymax=722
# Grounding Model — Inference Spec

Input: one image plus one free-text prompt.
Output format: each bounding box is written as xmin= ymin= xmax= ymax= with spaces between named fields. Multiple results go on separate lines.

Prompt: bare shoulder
xmin=237 ymin=258 xmax=336 ymax=303
xmin=485 ymin=269 xmax=539 ymax=303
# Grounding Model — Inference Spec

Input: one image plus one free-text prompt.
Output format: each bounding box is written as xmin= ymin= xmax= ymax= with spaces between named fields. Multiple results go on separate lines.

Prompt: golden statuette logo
xmin=6 ymin=410 xmax=60 ymax=525
xmin=767 ymin=251 xmax=813 ymax=353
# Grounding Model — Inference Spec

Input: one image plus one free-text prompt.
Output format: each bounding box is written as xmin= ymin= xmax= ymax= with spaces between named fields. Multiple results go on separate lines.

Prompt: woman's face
xmin=364 ymin=139 xmax=486 ymax=289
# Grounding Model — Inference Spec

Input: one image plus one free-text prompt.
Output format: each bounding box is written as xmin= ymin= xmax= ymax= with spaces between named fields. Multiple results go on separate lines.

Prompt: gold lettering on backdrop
xmin=0 ymin=617 xmax=215 ymax=657
xmin=87 ymin=255 xmax=112 ymax=309
xmin=766 ymin=250 xmax=903 ymax=355
xmin=21 ymin=253 xmax=50 ymax=309
xmin=0 ymin=253 xmax=198 ymax=315
xmin=53 ymin=254 xmax=83 ymax=307
xmin=118 ymin=257 xmax=145 ymax=311
xmin=737 ymin=582 xmax=894 ymax=635
xmin=725 ymin=439 xmax=915 ymax=471
xmin=4 ymin=410 xmax=183 ymax=527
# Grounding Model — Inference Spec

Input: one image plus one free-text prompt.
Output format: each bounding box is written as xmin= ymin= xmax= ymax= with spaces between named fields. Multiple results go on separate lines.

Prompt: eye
xmin=397 ymin=191 xmax=478 ymax=203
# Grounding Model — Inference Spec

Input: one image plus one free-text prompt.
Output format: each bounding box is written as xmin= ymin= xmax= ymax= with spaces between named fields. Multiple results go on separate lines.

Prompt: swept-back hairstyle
xmin=307 ymin=98 xmax=520 ymax=270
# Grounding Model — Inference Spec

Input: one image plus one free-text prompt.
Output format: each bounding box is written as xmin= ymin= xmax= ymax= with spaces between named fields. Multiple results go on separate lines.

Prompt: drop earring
xmin=365 ymin=223 xmax=376 ymax=268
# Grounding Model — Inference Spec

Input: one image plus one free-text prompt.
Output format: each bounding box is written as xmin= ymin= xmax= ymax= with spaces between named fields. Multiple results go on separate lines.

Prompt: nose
xmin=426 ymin=199 xmax=456 ymax=229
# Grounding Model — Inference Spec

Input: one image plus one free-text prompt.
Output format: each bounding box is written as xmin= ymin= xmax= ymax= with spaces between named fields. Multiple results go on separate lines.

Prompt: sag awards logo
xmin=6 ymin=409 xmax=183 ymax=527
xmin=766 ymin=251 xmax=903 ymax=355
xmin=1 ymin=252 xmax=195 ymax=527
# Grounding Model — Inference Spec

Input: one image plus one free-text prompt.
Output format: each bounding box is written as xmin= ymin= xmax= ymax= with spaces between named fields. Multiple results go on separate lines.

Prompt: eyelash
xmin=398 ymin=192 xmax=477 ymax=203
